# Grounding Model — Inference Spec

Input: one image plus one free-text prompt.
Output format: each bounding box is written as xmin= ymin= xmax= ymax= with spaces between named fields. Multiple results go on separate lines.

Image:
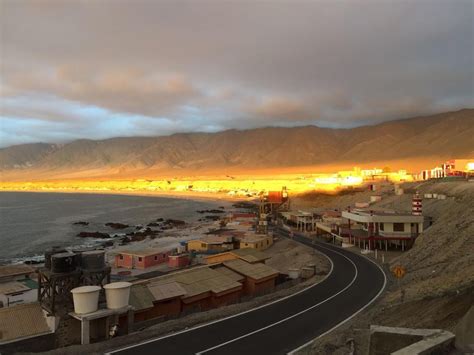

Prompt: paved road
xmin=109 ymin=234 xmax=386 ymax=355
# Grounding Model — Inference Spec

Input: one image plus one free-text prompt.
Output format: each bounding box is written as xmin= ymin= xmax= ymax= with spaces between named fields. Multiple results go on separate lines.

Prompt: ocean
xmin=0 ymin=191 xmax=225 ymax=264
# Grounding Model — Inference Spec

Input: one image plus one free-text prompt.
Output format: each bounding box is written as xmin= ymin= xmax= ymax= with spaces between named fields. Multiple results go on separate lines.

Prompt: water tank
xmin=301 ymin=267 xmax=315 ymax=279
xmin=72 ymin=248 xmax=95 ymax=267
xmin=103 ymin=282 xmax=132 ymax=309
xmin=288 ymin=268 xmax=300 ymax=279
xmin=80 ymin=250 xmax=106 ymax=270
xmin=51 ymin=252 xmax=78 ymax=273
xmin=71 ymin=285 xmax=101 ymax=314
xmin=306 ymin=263 xmax=316 ymax=272
xmin=44 ymin=247 xmax=67 ymax=269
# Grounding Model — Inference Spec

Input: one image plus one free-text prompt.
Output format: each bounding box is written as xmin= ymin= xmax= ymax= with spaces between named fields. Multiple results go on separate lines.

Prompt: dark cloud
xmin=0 ymin=0 xmax=473 ymax=146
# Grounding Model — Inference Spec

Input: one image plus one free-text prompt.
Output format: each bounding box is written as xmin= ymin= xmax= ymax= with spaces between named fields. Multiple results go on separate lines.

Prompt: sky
xmin=1 ymin=0 xmax=473 ymax=147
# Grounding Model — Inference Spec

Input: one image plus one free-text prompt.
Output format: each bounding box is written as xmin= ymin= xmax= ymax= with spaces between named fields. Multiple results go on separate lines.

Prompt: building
xmin=0 ymin=265 xmax=35 ymax=283
xmin=223 ymin=259 xmax=279 ymax=296
xmin=132 ymin=266 xmax=243 ymax=320
xmin=129 ymin=256 xmax=280 ymax=323
xmin=341 ymin=208 xmax=424 ymax=251
xmin=238 ymin=235 xmax=273 ymax=251
xmin=0 ymin=265 xmax=38 ymax=308
xmin=203 ymin=248 xmax=270 ymax=265
xmin=114 ymin=249 xmax=171 ymax=269
xmin=167 ymin=254 xmax=190 ymax=268
xmin=187 ymin=236 xmax=235 ymax=253
xmin=0 ymin=303 xmax=54 ymax=351
xmin=281 ymin=211 xmax=320 ymax=232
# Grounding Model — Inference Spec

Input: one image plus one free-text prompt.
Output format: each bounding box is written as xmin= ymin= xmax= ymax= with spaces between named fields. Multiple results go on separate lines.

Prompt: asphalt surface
xmin=110 ymin=232 xmax=386 ymax=355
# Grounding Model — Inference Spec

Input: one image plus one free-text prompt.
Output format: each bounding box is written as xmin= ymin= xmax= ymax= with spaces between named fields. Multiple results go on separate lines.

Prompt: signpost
xmin=392 ymin=265 xmax=406 ymax=302
xmin=393 ymin=265 xmax=406 ymax=279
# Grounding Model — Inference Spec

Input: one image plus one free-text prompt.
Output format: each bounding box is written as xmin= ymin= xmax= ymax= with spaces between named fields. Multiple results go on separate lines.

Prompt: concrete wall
xmin=370 ymin=331 xmax=422 ymax=355
xmin=369 ymin=326 xmax=455 ymax=355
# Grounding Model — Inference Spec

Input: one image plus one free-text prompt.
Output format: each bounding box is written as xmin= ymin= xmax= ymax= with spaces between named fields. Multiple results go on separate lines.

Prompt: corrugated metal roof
xmin=145 ymin=267 xmax=242 ymax=299
xmin=148 ymin=282 xmax=186 ymax=302
xmin=223 ymin=259 xmax=279 ymax=281
xmin=0 ymin=303 xmax=51 ymax=343
xmin=129 ymin=284 xmax=155 ymax=311
xmin=213 ymin=267 xmax=245 ymax=282
xmin=230 ymin=249 xmax=269 ymax=263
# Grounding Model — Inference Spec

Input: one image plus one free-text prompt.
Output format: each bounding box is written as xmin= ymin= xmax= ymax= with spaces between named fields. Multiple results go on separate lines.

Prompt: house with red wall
xmin=114 ymin=249 xmax=171 ymax=269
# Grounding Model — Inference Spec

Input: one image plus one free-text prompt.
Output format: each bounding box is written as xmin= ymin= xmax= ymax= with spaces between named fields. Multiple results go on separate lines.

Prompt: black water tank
xmin=44 ymin=247 xmax=67 ymax=269
xmin=72 ymin=247 xmax=95 ymax=267
xmin=81 ymin=250 xmax=106 ymax=271
xmin=51 ymin=252 xmax=78 ymax=273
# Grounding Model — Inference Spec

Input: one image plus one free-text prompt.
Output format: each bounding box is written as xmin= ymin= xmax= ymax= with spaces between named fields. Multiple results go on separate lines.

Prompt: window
xmin=154 ymin=255 xmax=158 ymax=261
xmin=138 ymin=257 xmax=143 ymax=262
xmin=379 ymin=223 xmax=384 ymax=231
xmin=119 ymin=255 xmax=124 ymax=260
xmin=201 ymin=243 xmax=206 ymax=248
xmin=393 ymin=223 xmax=405 ymax=232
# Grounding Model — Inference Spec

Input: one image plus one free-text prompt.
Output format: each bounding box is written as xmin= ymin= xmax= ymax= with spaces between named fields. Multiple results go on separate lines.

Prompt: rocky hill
xmin=1 ymin=109 xmax=473 ymax=179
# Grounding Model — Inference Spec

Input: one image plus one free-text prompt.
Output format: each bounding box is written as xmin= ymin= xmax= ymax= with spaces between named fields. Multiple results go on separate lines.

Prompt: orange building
xmin=114 ymin=249 xmax=171 ymax=269
xmin=168 ymin=254 xmax=190 ymax=268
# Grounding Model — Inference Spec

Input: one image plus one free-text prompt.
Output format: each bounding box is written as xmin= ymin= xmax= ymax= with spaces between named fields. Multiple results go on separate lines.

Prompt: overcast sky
xmin=1 ymin=0 xmax=473 ymax=147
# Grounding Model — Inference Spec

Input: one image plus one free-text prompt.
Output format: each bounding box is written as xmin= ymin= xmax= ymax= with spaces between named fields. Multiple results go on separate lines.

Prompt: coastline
xmin=0 ymin=190 xmax=253 ymax=264
xmin=0 ymin=188 xmax=251 ymax=203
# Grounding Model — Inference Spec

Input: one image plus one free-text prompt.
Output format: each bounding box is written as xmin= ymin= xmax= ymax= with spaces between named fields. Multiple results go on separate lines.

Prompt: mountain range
xmin=1 ymin=109 xmax=473 ymax=180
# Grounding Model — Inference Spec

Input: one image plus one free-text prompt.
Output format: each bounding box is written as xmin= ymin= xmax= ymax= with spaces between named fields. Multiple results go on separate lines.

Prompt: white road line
xmin=107 ymin=243 xmax=334 ymax=354
xmin=287 ymin=254 xmax=387 ymax=354
xmin=195 ymin=245 xmax=359 ymax=354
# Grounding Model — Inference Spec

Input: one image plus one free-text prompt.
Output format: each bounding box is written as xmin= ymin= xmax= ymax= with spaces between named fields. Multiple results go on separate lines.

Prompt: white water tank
xmin=301 ymin=267 xmax=315 ymax=279
xmin=71 ymin=286 xmax=101 ymax=314
xmin=288 ymin=268 xmax=300 ymax=279
xmin=103 ymin=282 xmax=132 ymax=309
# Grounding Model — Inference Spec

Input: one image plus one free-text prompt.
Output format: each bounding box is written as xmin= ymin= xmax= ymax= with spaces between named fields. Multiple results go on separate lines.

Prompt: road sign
xmin=393 ymin=265 xmax=406 ymax=279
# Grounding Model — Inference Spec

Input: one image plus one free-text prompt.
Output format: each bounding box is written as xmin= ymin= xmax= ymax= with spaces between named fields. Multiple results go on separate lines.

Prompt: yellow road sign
xmin=393 ymin=265 xmax=406 ymax=279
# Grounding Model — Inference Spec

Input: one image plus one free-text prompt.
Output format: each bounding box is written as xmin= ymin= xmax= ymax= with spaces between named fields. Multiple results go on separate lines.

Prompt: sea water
xmin=0 ymin=192 xmax=222 ymax=264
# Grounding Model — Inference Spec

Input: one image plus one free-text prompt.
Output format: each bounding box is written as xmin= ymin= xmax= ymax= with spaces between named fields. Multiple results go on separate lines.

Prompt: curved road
xmin=109 ymin=234 xmax=386 ymax=355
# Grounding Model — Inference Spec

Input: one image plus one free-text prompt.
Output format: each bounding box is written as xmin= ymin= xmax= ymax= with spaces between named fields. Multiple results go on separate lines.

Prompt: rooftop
xmin=229 ymin=249 xmax=270 ymax=263
xmin=129 ymin=284 xmax=155 ymax=311
xmin=239 ymin=235 xmax=271 ymax=243
xmin=115 ymin=249 xmax=168 ymax=257
xmin=190 ymin=235 xmax=233 ymax=245
xmin=212 ymin=266 xmax=245 ymax=282
xmin=0 ymin=303 xmax=51 ymax=343
xmin=0 ymin=265 xmax=34 ymax=280
xmin=148 ymin=281 xmax=186 ymax=301
xmin=0 ymin=281 xmax=30 ymax=295
xmin=145 ymin=266 xmax=242 ymax=298
xmin=223 ymin=259 xmax=279 ymax=281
